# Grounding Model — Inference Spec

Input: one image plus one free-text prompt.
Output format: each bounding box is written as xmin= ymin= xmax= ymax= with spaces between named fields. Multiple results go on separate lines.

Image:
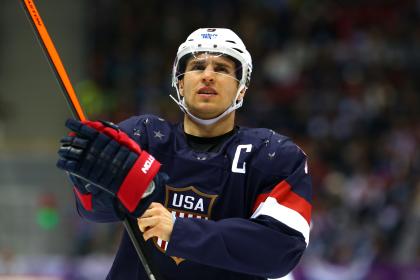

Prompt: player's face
xmin=179 ymin=53 xmax=243 ymax=120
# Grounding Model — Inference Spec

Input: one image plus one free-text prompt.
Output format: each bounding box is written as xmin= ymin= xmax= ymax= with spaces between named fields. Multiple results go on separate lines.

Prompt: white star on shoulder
xmin=154 ymin=130 xmax=164 ymax=140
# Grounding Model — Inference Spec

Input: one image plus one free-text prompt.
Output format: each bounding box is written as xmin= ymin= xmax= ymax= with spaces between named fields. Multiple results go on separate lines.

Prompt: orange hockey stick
xmin=20 ymin=1 xmax=160 ymax=279
xmin=21 ymin=0 xmax=86 ymax=121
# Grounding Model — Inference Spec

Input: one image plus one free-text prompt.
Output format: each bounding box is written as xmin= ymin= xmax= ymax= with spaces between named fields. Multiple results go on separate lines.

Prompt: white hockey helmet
xmin=170 ymin=28 xmax=253 ymax=126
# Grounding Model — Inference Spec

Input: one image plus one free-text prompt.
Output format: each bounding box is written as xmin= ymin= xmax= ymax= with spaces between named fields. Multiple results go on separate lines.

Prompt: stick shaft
xmin=125 ymin=217 xmax=158 ymax=280
xmin=20 ymin=1 xmax=159 ymax=279
xmin=21 ymin=0 xmax=86 ymax=121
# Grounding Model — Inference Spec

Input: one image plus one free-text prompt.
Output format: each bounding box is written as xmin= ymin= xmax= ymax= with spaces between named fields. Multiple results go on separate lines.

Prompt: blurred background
xmin=1 ymin=0 xmax=419 ymax=279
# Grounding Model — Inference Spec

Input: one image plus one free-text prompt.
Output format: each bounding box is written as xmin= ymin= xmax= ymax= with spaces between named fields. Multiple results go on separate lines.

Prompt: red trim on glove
xmin=83 ymin=121 xmax=142 ymax=154
xmin=117 ymin=151 xmax=161 ymax=213
xmin=73 ymin=187 xmax=93 ymax=211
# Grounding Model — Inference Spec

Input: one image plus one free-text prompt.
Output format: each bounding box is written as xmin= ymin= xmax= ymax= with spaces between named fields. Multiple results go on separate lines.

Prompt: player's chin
xmin=190 ymin=105 xmax=223 ymax=120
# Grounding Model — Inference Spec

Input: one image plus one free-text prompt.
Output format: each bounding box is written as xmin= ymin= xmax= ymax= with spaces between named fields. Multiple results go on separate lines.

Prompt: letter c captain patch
xmin=154 ymin=185 xmax=218 ymax=265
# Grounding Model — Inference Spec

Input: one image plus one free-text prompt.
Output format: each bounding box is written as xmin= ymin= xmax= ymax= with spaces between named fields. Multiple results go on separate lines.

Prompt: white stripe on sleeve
xmin=251 ymin=197 xmax=310 ymax=245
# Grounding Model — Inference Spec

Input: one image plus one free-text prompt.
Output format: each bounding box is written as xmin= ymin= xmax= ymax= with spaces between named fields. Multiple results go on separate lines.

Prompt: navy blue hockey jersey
xmin=73 ymin=115 xmax=312 ymax=280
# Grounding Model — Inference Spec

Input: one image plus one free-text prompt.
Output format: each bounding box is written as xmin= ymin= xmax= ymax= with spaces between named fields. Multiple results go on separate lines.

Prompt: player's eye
xmin=214 ymin=65 xmax=229 ymax=73
xmin=192 ymin=64 xmax=205 ymax=71
xmin=188 ymin=62 xmax=205 ymax=71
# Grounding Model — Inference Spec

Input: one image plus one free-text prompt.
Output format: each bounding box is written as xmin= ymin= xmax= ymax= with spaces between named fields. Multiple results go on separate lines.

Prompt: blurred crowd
xmin=77 ymin=0 xmax=420 ymax=279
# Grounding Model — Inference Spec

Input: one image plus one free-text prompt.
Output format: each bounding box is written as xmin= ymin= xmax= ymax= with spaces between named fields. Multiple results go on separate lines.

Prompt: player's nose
xmin=201 ymin=65 xmax=215 ymax=83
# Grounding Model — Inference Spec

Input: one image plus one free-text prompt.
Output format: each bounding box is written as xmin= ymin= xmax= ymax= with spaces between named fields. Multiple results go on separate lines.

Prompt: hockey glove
xmin=57 ymin=119 xmax=162 ymax=217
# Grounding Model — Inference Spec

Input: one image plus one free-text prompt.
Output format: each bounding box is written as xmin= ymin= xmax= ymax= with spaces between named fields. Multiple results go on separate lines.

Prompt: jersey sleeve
xmin=251 ymin=139 xmax=312 ymax=245
xmin=166 ymin=137 xmax=312 ymax=278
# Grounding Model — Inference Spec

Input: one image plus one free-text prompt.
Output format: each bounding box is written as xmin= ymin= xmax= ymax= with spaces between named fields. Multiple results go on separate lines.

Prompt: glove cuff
xmin=117 ymin=151 xmax=161 ymax=213
xmin=73 ymin=187 xmax=93 ymax=211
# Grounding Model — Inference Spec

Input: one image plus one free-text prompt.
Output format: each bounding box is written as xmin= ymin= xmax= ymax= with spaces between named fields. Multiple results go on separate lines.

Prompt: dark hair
xmin=176 ymin=52 xmax=242 ymax=81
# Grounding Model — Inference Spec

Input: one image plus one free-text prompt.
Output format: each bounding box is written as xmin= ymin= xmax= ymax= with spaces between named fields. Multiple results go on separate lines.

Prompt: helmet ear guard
xmin=170 ymin=28 xmax=253 ymax=126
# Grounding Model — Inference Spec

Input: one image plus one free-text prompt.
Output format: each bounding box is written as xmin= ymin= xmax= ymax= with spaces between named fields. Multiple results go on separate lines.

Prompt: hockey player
xmin=57 ymin=28 xmax=312 ymax=280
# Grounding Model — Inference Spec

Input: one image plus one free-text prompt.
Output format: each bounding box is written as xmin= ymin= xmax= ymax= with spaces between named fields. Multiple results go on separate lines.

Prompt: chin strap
xmin=169 ymin=85 xmax=246 ymax=126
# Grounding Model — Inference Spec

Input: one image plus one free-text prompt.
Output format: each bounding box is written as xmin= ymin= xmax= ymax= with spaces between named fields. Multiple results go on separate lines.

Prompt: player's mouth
xmin=197 ymin=86 xmax=218 ymax=97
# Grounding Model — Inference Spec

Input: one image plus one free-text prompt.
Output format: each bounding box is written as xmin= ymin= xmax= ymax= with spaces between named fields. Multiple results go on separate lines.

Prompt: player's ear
xmin=237 ymin=87 xmax=247 ymax=101
xmin=178 ymin=80 xmax=184 ymax=97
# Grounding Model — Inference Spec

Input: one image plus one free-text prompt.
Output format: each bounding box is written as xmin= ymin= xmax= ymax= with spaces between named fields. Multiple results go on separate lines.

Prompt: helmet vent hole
xmin=198 ymin=44 xmax=202 ymax=47
xmin=226 ymin=40 xmax=236 ymax=44
xmin=232 ymin=48 xmax=243 ymax=53
xmin=213 ymin=44 xmax=217 ymax=48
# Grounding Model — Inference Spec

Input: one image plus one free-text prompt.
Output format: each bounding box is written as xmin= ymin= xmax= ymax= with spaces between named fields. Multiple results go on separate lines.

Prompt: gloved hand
xmin=69 ymin=171 xmax=168 ymax=221
xmin=57 ymin=119 xmax=163 ymax=217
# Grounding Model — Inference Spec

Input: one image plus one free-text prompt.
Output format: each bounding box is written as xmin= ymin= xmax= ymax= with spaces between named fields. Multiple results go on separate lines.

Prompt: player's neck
xmin=183 ymin=112 xmax=235 ymax=137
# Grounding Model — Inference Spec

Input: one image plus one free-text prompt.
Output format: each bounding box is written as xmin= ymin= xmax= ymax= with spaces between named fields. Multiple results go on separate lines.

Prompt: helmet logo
xmin=200 ymin=33 xmax=218 ymax=39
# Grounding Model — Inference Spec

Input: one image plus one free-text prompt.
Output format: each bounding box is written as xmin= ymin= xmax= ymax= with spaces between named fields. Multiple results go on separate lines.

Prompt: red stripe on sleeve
xmin=271 ymin=181 xmax=311 ymax=224
xmin=252 ymin=181 xmax=312 ymax=224
xmin=252 ymin=193 xmax=269 ymax=213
